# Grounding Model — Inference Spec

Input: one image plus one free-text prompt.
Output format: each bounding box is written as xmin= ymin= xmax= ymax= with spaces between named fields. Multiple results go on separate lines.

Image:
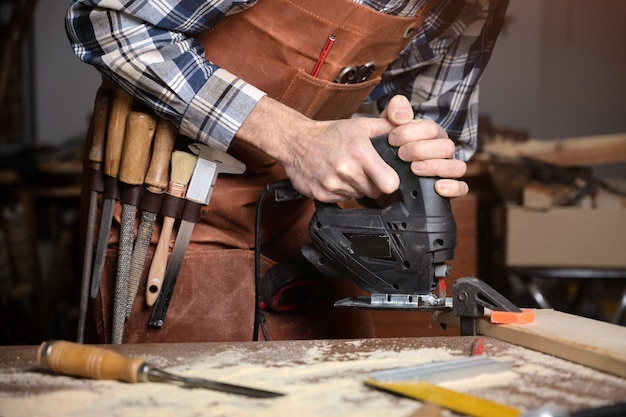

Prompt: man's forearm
xmin=236 ymin=95 xmax=469 ymax=202
xmin=235 ymin=96 xmax=317 ymax=165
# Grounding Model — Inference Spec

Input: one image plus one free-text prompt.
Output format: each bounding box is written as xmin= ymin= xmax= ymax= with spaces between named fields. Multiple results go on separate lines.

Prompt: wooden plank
xmin=484 ymin=133 xmax=626 ymax=167
xmin=435 ymin=309 xmax=626 ymax=378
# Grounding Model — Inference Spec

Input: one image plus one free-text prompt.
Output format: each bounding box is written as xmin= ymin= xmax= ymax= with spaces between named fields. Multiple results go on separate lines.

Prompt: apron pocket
xmin=97 ymin=247 xmax=268 ymax=343
xmin=280 ymin=69 xmax=381 ymax=120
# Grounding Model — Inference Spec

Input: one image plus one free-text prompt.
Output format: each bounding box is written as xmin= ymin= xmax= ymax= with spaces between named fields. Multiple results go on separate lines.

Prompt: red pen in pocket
xmin=311 ymin=34 xmax=336 ymax=78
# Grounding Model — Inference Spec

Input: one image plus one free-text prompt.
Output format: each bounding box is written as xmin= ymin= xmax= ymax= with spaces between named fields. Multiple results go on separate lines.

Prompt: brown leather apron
xmin=93 ymin=0 xmax=435 ymax=343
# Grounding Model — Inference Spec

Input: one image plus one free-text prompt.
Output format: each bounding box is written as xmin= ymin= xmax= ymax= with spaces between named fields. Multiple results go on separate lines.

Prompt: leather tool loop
xmin=103 ymin=175 xmax=121 ymax=200
xmin=139 ymin=189 xmax=164 ymax=213
xmin=161 ymin=194 xmax=185 ymax=219
xmin=120 ymin=184 xmax=143 ymax=206
xmin=181 ymin=200 xmax=202 ymax=223
xmin=89 ymin=165 xmax=105 ymax=193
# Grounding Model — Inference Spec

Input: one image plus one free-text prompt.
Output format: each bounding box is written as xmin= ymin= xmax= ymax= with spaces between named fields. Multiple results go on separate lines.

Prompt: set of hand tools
xmin=77 ymin=82 xmax=244 ymax=343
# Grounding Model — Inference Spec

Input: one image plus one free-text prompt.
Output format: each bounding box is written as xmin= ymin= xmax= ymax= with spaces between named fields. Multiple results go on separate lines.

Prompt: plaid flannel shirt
xmin=66 ymin=0 xmax=508 ymax=160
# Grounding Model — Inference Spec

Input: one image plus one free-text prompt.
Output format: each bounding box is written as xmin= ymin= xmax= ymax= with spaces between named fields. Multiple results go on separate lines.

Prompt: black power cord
xmin=253 ymin=179 xmax=302 ymax=341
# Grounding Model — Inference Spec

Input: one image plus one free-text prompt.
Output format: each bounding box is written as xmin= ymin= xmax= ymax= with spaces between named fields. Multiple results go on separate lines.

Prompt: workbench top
xmin=1 ymin=337 xmax=625 ymax=416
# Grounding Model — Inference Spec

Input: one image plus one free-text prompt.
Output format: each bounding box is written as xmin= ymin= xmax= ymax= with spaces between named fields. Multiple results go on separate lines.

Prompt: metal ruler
xmin=366 ymin=379 xmax=521 ymax=417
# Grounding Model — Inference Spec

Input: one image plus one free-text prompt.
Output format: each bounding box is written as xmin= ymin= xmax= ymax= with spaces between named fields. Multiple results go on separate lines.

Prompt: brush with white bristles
xmin=145 ymin=150 xmax=197 ymax=306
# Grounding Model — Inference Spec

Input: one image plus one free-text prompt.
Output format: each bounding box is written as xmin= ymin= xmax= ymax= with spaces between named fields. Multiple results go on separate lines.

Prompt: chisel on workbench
xmin=91 ymin=88 xmax=134 ymax=299
xmin=149 ymin=144 xmax=245 ymax=328
xmin=112 ymin=111 xmax=157 ymax=344
xmin=145 ymin=150 xmax=197 ymax=307
xmin=77 ymin=82 xmax=112 ymax=343
xmin=126 ymin=119 xmax=177 ymax=318
xmin=37 ymin=340 xmax=283 ymax=398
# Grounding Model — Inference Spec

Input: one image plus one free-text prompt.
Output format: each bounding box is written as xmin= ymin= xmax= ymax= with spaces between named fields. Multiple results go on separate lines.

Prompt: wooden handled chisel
xmin=126 ymin=119 xmax=177 ymax=318
xmin=112 ymin=112 xmax=157 ymax=344
xmin=149 ymin=144 xmax=245 ymax=328
xmin=90 ymin=88 xmax=134 ymax=299
xmin=37 ymin=340 xmax=283 ymax=398
xmin=77 ymin=82 xmax=112 ymax=343
xmin=145 ymin=150 xmax=197 ymax=307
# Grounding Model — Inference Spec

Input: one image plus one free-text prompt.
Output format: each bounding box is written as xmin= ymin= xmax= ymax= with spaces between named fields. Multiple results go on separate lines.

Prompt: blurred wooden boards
xmin=483 ymin=132 xmax=626 ymax=167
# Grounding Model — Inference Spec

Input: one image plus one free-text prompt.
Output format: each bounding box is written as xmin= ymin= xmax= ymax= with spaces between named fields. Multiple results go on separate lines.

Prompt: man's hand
xmin=237 ymin=97 xmax=398 ymax=202
xmin=237 ymin=95 xmax=468 ymax=202
xmin=383 ymin=95 xmax=469 ymax=198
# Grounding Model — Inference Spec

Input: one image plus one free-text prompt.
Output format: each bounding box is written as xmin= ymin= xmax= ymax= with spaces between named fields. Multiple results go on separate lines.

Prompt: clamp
xmin=452 ymin=277 xmax=522 ymax=336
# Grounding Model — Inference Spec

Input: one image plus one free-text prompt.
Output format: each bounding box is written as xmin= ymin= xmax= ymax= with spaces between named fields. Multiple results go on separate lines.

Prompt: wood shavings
xmin=0 ymin=343 xmax=455 ymax=417
xmin=1 ymin=338 xmax=625 ymax=417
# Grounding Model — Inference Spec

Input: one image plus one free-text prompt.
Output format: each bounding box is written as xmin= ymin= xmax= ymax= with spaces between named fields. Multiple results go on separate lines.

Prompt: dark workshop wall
xmin=33 ymin=1 xmax=100 ymax=145
xmin=479 ymin=0 xmax=626 ymax=140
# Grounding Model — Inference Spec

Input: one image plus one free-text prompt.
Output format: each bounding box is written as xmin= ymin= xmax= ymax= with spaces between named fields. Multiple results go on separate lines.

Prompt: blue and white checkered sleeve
xmin=65 ymin=0 xmax=265 ymax=150
xmin=373 ymin=0 xmax=509 ymax=161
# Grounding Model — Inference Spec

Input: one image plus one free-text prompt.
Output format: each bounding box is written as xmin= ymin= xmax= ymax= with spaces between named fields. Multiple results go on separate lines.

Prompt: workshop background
xmin=1 ymin=0 xmax=625 ymax=345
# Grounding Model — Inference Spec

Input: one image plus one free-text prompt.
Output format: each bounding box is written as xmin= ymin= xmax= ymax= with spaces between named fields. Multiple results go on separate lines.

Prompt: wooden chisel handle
xmin=88 ymin=84 xmax=113 ymax=166
xmin=145 ymin=119 xmax=177 ymax=192
xmin=105 ymin=88 xmax=134 ymax=178
xmin=37 ymin=340 xmax=146 ymax=383
xmin=119 ymin=112 xmax=157 ymax=185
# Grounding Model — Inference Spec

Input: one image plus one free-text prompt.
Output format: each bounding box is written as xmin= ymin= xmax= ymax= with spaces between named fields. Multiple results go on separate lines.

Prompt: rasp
xmin=90 ymin=88 xmax=134 ymax=299
xmin=38 ymin=340 xmax=284 ymax=398
xmin=126 ymin=119 xmax=177 ymax=318
xmin=77 ymin=82 xmax=112 ymax=343
xmin=149 ymin=144 xmax=245 ymax=328
xmin=144 ymin=150 xmax=197 ymax=307
xmin=112 ymin=112 xmax=157 ymax=344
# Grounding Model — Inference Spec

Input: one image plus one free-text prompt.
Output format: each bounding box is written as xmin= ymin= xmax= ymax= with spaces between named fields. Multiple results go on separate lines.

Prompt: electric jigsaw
xmin=302 ymin=135 xmax=457 ymax=311
xmin=260 ymin=134 xmax=520 ymax=335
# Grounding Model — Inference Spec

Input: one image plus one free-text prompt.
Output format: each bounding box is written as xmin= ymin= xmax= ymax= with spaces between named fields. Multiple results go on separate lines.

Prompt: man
xmin=66 ymin=0 xmax=509 ymax=343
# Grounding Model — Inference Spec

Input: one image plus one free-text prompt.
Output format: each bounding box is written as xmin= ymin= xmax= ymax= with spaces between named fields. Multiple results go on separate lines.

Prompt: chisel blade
xmin=78 ymin=190 xmax=99 ymax=337
xmin=90 ymin=197 xmax=115 ymax=298
xmin=148 ymin=368 xmax=284 ymax=398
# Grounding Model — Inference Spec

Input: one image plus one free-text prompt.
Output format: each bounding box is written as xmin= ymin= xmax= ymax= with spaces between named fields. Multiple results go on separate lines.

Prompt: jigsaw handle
xmin=369 ymin=136 xmax=452 ymax=218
